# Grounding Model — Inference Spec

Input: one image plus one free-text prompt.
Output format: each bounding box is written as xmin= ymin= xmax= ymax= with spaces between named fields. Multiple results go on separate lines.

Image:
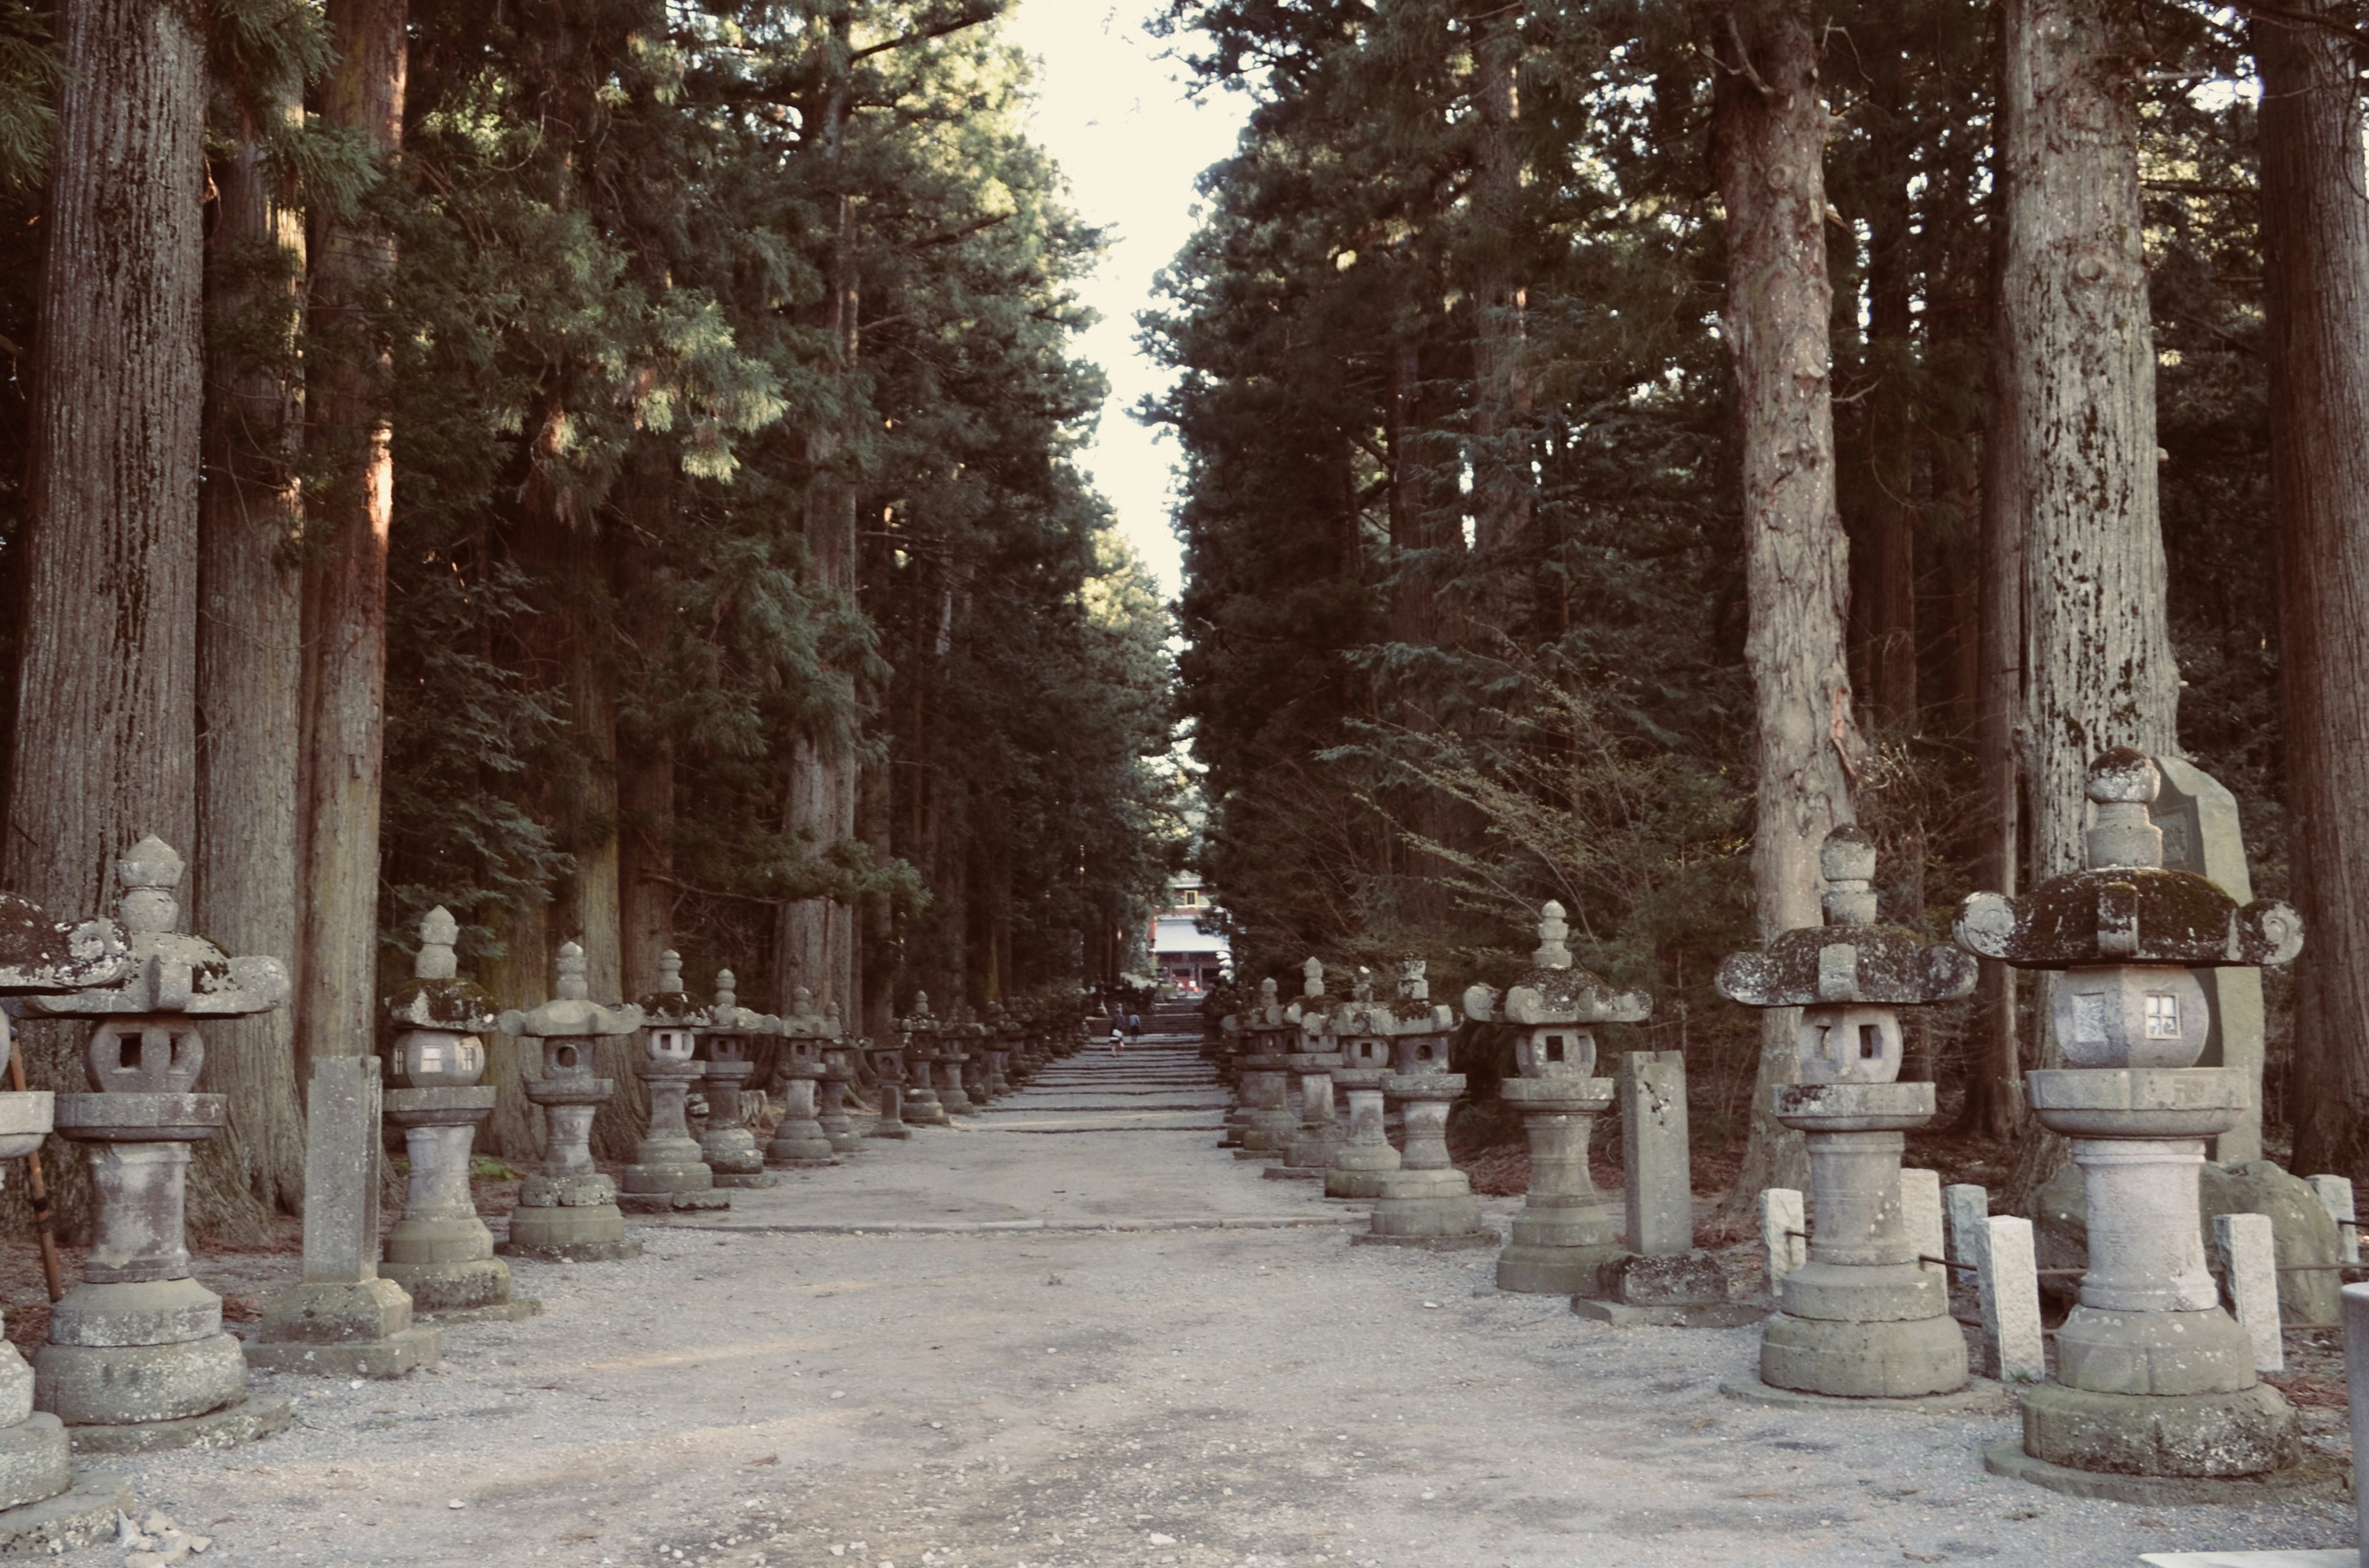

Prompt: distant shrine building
xmin=1151 ymin=873 xmax=1229 ymax=994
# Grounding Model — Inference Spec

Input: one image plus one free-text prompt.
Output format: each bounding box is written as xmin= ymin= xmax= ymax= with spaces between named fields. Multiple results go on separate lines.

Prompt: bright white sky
xmin=1004 ymin=1 xmax=1251 ymax=597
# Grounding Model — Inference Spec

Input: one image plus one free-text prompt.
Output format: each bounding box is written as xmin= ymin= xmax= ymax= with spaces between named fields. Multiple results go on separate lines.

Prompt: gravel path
xmin=45 ymin=1033 xmax=2358 ymax=1567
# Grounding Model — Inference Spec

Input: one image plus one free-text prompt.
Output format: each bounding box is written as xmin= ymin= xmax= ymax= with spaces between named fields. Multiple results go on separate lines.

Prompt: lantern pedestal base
xmin=1758 ymin=1310 xmax=1967 ymax=1398
xmin=0 ymin=1448 xmax=126 ymax=1556
xmin=2017 ymin=1380 xmax=2300 ymax=1479
xmin=1984 ymin=1434 xmax=2343 ymax=1506
xmin=58 ymin=1393 xmax=291 ymax=1456
xmin=246 ymin=1278 xmax=440 ymax=1379
xmin=1718 ymin=1374 xmax=2007 ymax=1413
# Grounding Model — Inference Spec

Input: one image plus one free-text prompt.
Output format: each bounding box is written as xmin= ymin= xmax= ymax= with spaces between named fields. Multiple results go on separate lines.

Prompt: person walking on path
xmin=1127 ymin=1010 xmax=1143 ymax=1044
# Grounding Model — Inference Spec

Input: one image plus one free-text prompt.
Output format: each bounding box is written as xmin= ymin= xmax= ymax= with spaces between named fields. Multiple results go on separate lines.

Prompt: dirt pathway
xmin=48 ymin=1033 xmax=2357 ymax=1567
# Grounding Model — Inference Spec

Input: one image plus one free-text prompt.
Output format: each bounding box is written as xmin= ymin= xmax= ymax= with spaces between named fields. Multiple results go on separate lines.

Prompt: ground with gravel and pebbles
xmin=14 ymin=1030 xmax=2357 ymax=1568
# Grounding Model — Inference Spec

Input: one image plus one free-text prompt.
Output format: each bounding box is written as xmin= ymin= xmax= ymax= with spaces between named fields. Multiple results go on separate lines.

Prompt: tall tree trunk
xmin=1998 ymin=0 xmax=2179 ymax=1212
xmin=299 ymin=0 xmax=407 ymax=1073
xmin=476 ymin=896 xmax=549 ymax=1165
xmin=1862 ymin=102 xmax=1919 ymax=733
xmin=1711 ymin=0 xmax=1860 ymax=1216
xmin=779 ymin=24 xmax=861 ymax=1016
xmin=1467 ymin=10 xmax=1531 ymax=638
xmin=194 ymin=76 xmax=310 ymax=1232
xmin=2256 ymin=0 xmax=2369 ymax=1181
xmin=1 ymin=0 xmax=205 ymax=1237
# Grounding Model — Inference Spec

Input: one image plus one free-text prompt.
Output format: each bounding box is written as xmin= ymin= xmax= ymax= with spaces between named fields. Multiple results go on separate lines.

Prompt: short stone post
xmin=2342 ymin=1282 xmax=2369 ymax=1551
xmin=0 ymin=891 xmax=141 ymax=1539
xmin=1944 ymin=1183 xmax=1989 ymax=1324
xmin=1466 ymin=904 xmax=1648 ymax=1294
xmin=1761 ymin=1189 xmax=1806 ymax=1291
xmin=1269 ymin=959 xmax=1342 ymax=1181
xmin=1975 ymin=1215 xmax=2045 ymax=1384
xmin=30 ymin=839 xmax=295 ymax=1448
xmin=865 ymin=1036 xmax=911 ymax=1139
xmin=698 ymin=971 xmax=778 ymax=1186
xmin=899 ymin=994 xmax=950 ymax=1128
xmin=1711 ymin=827 xmax=1973 ymax=1397
xmin=619 ymin=952 xmax=726 ymax=1215
xmin=1355 ymin=959 xmax=1492 ymax=1250
xmin=766 ymin=989 xmax=838 ymax=1165
xmin=980 ymin=1005 xmax=1013 ymax=1099
xmin=2308 ymin=1174 xmax=2358 ymax=1265
xmin=1961 ymin=749 xmax=2305 ymax=1492
xmin=498 ymin=941 xmax=647 ymax=1261
xmin=1622 ymin=1051 xmax=1692 ymax=1256
xmin=1901 ymin=1168 xmax=1945 ymax=1278
xmin=2214 ymin=1211 xmax=2284 ymax=1374
xmin=1323 ymin=971 xmax=1402 ymax=1199
xmin=376 ymin=909 xmax=537 ymax=1321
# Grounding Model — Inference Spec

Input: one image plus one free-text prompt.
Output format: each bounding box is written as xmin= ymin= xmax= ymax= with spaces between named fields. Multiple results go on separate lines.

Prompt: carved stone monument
xmin=376 ymin=909 xmax=537 ymax=1321
xmin=1715 ymin=828 xmax=1977 ymax=1401
xmin=698 ymin=970 xmax=777 ymax=1186
xmin=498 ymin=942 xmax=646 ymax=1262
xmin=1467 ymin=902 xmax=1649 ymax=1295
xmin=1961 ymin=750 xmax=2310 ymax=1496
xmin=31 ymin=839 xmax=296 ymax=1448
xmin=619 ymin=952 xmax=726 ymax=1214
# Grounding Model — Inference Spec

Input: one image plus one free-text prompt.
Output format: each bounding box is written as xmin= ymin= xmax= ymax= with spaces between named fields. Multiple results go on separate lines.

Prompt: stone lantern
xmin=816 ymin=1005 xmax=864 ymax=1154
xmin=498 ymin=941 xmax=646 ymax=1261
xmin=1466 ymin=902 xmax=1650 ymax=1295
xmin=864 ymin=1034 xmax=911 ymax=1139
xmin=1323 ymin=970 xmax=1402 ymax=1200
xmin=1233 ymin=978 xmax=1299 ymax=1160
xmin=620 ymin=952 xmax=726 ymax=1215
xmin=1359 ymin=959 xmax=1492 ymax=1248
xmin=698 ymin=970 xmax=777 ymax=1187
xmin=1959 ymin=750 xmax=2308 ymax=1493
xmin=1716 ymin=830 xmax=1975 ymax=1398
xmin=28 ymin=838 xmax=296 ymax=1448
xmin=378 ymin=908 xmax=537 ymax=1321
xmin=764 ymin=988 xmax=837 ymax=1165
xmin=0 ymin=889 xmax=131 ymax=1539
xmin=936 ymin=1005 xmax=978 ymax=1118
xmin=1270 ymin=959 xmax=1343 ymax=1181
xmin=899 ymin=993 xmax=951 ymax=1128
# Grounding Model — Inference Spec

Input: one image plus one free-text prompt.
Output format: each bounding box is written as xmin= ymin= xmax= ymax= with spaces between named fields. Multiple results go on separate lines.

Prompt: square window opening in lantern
xmin=2144 ymin=992 xmax=2181 ymax=1039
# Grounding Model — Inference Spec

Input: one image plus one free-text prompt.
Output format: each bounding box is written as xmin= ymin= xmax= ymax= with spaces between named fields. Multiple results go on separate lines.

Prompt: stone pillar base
xmin=2019 ymin=1380 xmax=2299 ymax=1479
xmin=1497 ymin=1240 xmax=1624 ymax=1296
xmin=247 ymin=1278 xmax=440 ymax=1379
xmin=764 ymin=1122 xmax=837 ymax=1165
xmin=0 ymin=1413 xmax=70 ymax=1511
xmin=59 ymin=1392 xmax=292 ymax=1456
xmin=36 ymin=1332 xmax=248 ymax=1427
xmin=713 ymin=1170 xmax=783 ymax=1186
xmin=1758 ymin=1310 xmax=1968 ymax=1399
xmin=1366 ymin=1167 xmax=1486 ymax=1240
xmin=502 ymin=1202 xmax=641 ymax=1261
xmin=1718 ymin=1374 xmax=2009 ymax=1414
xmin=1323 ymin=1165 xmax=1397 ymax=1200
xmin=618 ymin=1189 xmax=730 ymax=1215
xmin=866 ymin=1120 xmax=912 ymax=1141
xmin=0 ymin=1446 xmax=125 ymax=1555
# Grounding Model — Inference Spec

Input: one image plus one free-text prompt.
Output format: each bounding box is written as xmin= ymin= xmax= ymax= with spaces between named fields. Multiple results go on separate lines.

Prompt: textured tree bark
xmin=475 ymin=895 xmax=549 ymax=1165
xmin=1467 ymin=10 xmax=1531 ymax=638
xmin=193 ymin=78 xmax=311 ymax=1229
xmin=1861 ymin=102 xmax=1919 ymax=733
xmin=1998 ymin=0 xmax=2178 ymax=1212
xmin=1711 ymin=0 xmax=1859 ymax=1214
xmin=2254 ymin=0 xmax=2369 ymax=1181
xmin=0 ymin=0 xmax=205 ymax=1240
xmin=298 ymin=0 xmax=407 ymax=1073
xmin=779 ymin=29 xmax=861 ymax=1017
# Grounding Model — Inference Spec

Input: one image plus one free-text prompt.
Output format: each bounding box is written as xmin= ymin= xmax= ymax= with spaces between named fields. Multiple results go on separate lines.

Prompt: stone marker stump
xmin=0 ymin=892 xmax=136 ymax=1543
xmin=1270 ymin=960 xmax=1343 ymax=1181
xmin=30 ymin=839 xmax=296 ymax=1451
xmin=1571 ymin=1051 xmax=1761 ymax=1327
xmin=376 ymin=910 xmax=537 ymax=1322
xmin=766 ymin=988 xmax=839 ymax=1165
xmin=698 ymin=972 xmax=779 ymax=1186
xmin=620 ymin=952 xmax=726 ymax=1215
xmin=500 ymin=942 xmax=647 ymax=1262
xmin=1466 ymin=903 xmax=1647 ymax=1295
xmin=1962 ymin=750 xmax=2316 ymax=1499
xmin=1323 ymin=970 xmax=1403 ymax=1200
xmin=1713 ymin=828 xmax=1977 ymax=1402
xmin=249 ymin=1056 xmax=444 ymax=1377
xmin=1355 ymin=960 xmax=1492 ymax=1250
